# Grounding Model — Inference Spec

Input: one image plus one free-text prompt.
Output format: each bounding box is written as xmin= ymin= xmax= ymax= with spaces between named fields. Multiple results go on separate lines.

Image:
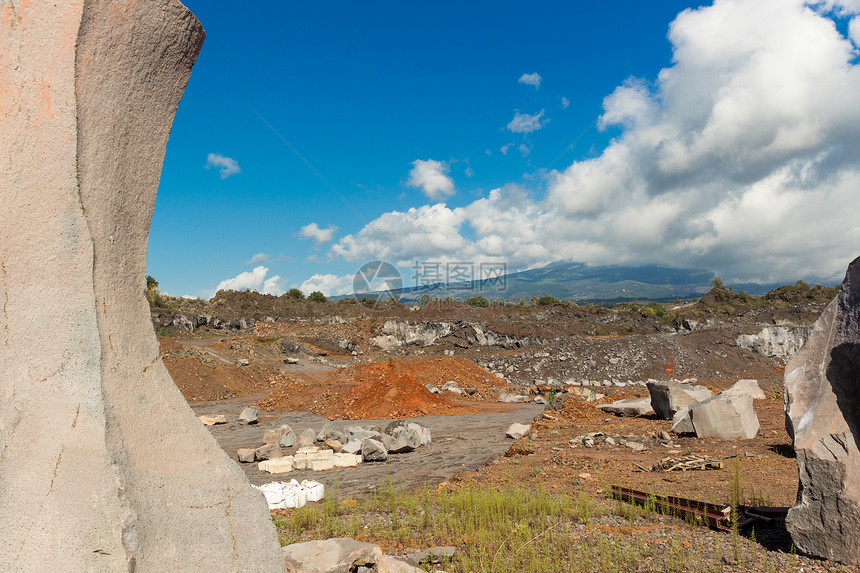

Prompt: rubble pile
xmin=237 ymin=419 xmax=433 ymax=473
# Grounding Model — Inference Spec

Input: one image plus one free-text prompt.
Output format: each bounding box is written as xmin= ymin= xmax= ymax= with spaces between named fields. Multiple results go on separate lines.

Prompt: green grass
xmin=270 ymin=481 xmax=791 ymax=573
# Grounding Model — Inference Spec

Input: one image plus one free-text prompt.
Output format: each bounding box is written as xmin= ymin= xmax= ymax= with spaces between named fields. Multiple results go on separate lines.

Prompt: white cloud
xmin=214 ymin=266 xmax=286 ymax=296
xmin=507 ymin=110 xmax=548 ymax=134
xmin=518 ymin=72 xmax=542 ymax=88
xmin=246 ymin=252 xmax=270 ymax=265
xmin=299 ymin=222 xmax=338 ymax=245
xmin=561 ymin=96 xmax=570 ymax=109
xmin=500 ymin=144 xmax=511 ymax=155
xmin=518 ymin=143 xmax=531 ymax=157
xmin=407 ymin=159 xmax=455 ymax=201
xmin=465 ymin=166 xmax=474 ymax=178
xmin=849 ymin=16 xmax=860 ymax=45
xmin=205 ymin=153 xmax=241 ymax=179
xmin=299 ymin=273 xmax=354 ymax=297
xmin=327 ymin=0 xmax=860 ymax=285
xmin=262 ymin=275 xmax=287 ymax=295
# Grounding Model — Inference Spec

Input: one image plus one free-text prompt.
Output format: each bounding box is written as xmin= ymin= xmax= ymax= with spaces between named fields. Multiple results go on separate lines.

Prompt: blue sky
xmin=149 ymin=1 xmax=860 ymax=298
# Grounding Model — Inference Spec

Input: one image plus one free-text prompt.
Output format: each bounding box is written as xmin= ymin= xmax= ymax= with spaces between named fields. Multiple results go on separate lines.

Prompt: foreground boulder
xmin=0 ymin=3 xmax=285 ymax=570
xmin=784 ymin=256 xmax=860 ymax=564
xmin=282 ymin=538 xmax=391 ymax=573
xmin=689 ymin=395 xmax=759 ymax=440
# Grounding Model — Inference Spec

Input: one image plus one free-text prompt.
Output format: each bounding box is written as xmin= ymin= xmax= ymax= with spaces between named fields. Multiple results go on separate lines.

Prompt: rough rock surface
xmin=689 ymin=395 xmax=759 ymax=440
xmin=784 ymin=256 xmax=860 ymax=564
xmin=737 ymin=326 xmax=810 ymax=361
xmin=282 ymin=538 xmax=391 ymax=573
xmin=506 ymin=423 xmax=531 ymax=439
xmin=596 ymin=397 xmax=654 ymax=417
xmin=722 ymin=379 xmax=766 ymax=400
xmin=647 ymin=381 xmax=704 ymax=419
xmin=0 ymin=3 xmax=284 ymax=570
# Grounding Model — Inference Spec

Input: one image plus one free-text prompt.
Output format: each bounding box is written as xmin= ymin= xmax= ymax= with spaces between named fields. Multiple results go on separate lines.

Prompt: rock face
xmin=0 ymin=3 xmax=285 ymax=571
xmin=784 ymin=256 xmax=860 ymax=564
xmin=737 ymin=326 xmax=810 ymax=361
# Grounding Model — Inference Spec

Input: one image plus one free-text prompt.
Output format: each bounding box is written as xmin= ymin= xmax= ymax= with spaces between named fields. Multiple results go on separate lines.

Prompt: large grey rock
xmin=0 ymin=3 xmax=285 ymax=570
xmin=239 ymin=405 xmax=260 ymax=424
xmin=282 ymin=538 xmax=391 ymax=573
xmin=689 ymin=395 xmax=759 ymax=440
xmin=647 ymin=381 xmax=702 ymax=419
xmin=596 ymin=397 xmax=654 ymax=417
xmin=722 ymin=379 xmax=766 ymax=400
xmin=671 ymin=407 xmax=695 ymax=434
xmin=783 ymin=256 xmax=860 ymax=564
xmin=384 ymin=555 xmax=427 ymax=573
xmin=361 ymin=439 xmax=389 ymax=462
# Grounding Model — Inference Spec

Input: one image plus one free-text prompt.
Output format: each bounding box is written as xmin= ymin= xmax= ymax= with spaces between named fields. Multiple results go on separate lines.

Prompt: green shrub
xmin=308 ymin=291 xmax=327 ymax=303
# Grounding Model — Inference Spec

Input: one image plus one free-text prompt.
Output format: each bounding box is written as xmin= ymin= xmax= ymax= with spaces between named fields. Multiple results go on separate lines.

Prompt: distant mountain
xmin=337 ymin=261 xmax=776 ymax=304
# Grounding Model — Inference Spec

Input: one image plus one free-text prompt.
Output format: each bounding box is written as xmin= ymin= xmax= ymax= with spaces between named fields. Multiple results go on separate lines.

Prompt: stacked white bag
xmin=253 ymin=479 xmax=325 ymax=509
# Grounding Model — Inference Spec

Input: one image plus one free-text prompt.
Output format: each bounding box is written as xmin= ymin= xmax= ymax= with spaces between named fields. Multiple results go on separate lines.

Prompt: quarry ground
xmin=157 ymin=288 xmax=855 ymax=571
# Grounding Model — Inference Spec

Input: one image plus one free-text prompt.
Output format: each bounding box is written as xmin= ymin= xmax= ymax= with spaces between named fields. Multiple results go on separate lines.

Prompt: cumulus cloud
xmin=407 ymin=159 xmax=455 ymax=201
xmin=299 ymin=273 xmax=354 ymax=297
xmin=299 ymin=222 xmax=338 ymax=245
xmin=205 ymin=153 xmax=241 ymax=179
xmin=518 ymin=72 xmax=542 ymax=88
xmin=326 ymin=0 xmax=860 ymax=285
xmin=246 ymin=252 xmax=271 ymax=265
xmin=507 ymin=110 xmax=548 ymax=134
xmin=214 ymin=266 xmax=285 ymax=296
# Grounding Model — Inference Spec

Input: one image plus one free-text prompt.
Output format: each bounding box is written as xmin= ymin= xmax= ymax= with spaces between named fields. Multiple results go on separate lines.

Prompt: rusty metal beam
xmin=610 ymin=485 xmax=788 ymax=531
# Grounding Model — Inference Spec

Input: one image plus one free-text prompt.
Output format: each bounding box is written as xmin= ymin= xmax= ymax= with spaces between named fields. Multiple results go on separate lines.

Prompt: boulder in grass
xmin=282 ymin=538 xmax=388 ymax=573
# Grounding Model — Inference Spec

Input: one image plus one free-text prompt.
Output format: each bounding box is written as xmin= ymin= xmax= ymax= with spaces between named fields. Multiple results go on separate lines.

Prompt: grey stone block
xmin=689 ymin=395 xmax=759 ymax=440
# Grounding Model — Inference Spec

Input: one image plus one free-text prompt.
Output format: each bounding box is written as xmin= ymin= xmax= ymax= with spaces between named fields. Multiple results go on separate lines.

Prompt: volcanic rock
xmin=783 ymin=256 xmax=860 ymax=564
xmin=0 ymin=3 xmax=284 ymax=570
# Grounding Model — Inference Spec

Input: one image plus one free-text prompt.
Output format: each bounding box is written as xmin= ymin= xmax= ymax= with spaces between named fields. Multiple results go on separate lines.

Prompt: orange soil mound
xmin=258 ymin=357 xmax=504 ymax=419
xmin=337 ymin=361 xmax=475 ymax=419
